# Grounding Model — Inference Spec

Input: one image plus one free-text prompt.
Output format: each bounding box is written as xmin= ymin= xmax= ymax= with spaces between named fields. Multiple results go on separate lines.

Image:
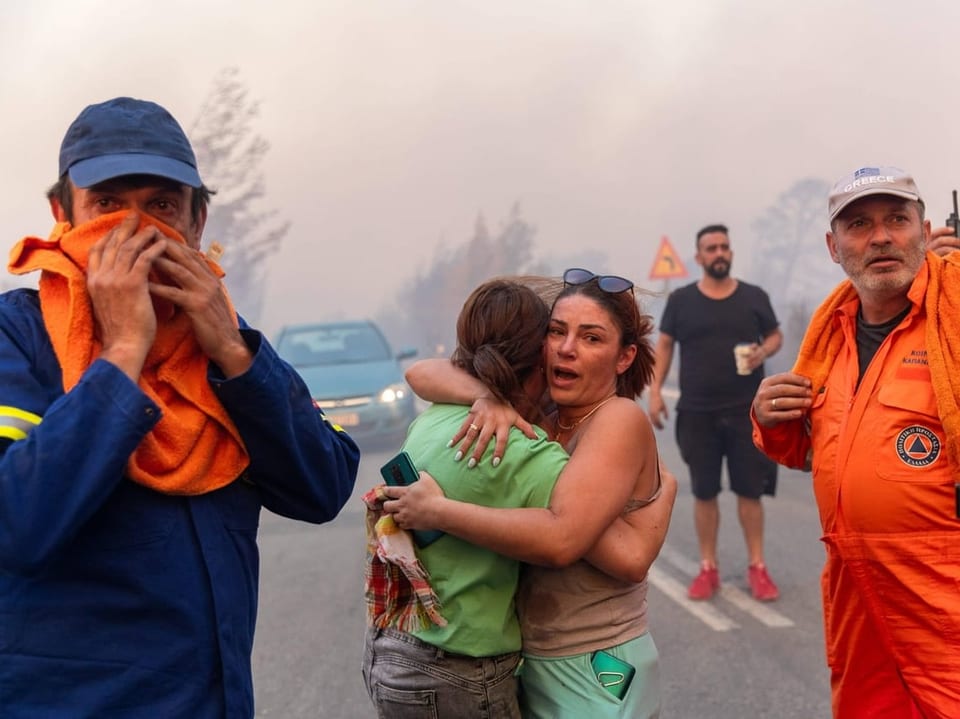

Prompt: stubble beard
xmin=839 ymin=240 xmax=926 ymax=297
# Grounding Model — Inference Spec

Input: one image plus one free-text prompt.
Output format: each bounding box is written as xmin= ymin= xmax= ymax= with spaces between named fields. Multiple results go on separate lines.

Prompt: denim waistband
xmin=374 ymin=626 xmax=520 ymax=666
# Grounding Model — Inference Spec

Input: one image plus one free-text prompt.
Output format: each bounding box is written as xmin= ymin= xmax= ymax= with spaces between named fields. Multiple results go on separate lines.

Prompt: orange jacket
xmin=754 ymin=263 xmax=960 ymax=718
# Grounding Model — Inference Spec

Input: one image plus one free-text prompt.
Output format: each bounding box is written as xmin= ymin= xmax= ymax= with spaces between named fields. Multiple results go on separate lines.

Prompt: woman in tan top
xmin=385 ymin=269 xmax=671 ymax=718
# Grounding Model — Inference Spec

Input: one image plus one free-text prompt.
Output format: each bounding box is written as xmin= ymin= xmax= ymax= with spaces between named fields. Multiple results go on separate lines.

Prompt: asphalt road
xmin=251 ymin=413 xmax=832 ymax=718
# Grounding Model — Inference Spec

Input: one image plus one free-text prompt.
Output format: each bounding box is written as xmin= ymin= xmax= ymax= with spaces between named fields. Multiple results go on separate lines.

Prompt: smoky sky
xmin=2 ymin=0 xmax=958 ymax=335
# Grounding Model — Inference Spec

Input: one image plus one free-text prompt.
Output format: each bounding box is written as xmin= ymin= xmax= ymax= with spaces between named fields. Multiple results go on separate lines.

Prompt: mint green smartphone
xmin=590 ymin=650 xmax=636 ymax=700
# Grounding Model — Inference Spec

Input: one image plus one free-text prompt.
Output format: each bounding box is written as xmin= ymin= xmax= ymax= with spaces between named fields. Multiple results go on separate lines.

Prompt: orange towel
xmin=793 ymin=251 xmax=960 ymax=468
xmin=7 ymin=211 xmax=249 ymax=495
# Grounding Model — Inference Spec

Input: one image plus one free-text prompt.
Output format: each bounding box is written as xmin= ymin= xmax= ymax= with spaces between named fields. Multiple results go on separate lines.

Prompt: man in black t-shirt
xmin=647 ymin=224 xmax=783 ymax=601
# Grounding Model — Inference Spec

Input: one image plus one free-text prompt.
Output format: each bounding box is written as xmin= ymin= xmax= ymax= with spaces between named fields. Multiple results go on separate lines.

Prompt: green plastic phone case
xmin=380 ymin=451 xmax=419 ymax=487
xmin=590 ymin=650 xmax=636 ymax=700
xmin=378 ymin=452 xmax=444 ymax=547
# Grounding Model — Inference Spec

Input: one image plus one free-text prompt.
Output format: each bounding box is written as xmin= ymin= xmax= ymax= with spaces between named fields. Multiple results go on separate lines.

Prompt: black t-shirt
xmin=855 ymin=304 xmax=910 ymax=389
xmin=660 ymin=280 xmax=779 ymax=412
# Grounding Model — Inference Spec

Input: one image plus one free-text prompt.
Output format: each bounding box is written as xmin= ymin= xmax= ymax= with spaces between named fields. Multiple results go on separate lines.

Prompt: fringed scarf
xmin=363 ymin=485 xmax=446 ymax=632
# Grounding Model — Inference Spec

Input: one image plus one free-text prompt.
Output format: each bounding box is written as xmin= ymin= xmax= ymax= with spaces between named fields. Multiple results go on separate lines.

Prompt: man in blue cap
xmin=0 ymin=97 xmax=360 ymax=717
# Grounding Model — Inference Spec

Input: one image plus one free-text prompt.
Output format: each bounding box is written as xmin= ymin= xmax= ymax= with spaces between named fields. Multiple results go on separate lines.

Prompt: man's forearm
xmin=759 ymin=329 xmax=784 ymax=360
xmin=650 ymin=337 xmax=674 ymax=392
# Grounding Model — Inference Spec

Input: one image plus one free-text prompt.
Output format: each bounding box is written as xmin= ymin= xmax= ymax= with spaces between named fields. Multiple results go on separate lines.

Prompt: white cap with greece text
xmin=828 ymin=166 xmax=924 ymax=223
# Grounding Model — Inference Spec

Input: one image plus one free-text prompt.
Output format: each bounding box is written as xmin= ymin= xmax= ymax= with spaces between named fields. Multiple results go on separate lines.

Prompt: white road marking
xmin=659 ymin=386 xmax=680 ymax=400
xmin=648 ymin=566 xmax=739 ymax=632
xmin=656 ymin=544 xmax=705 ymax=576
xmin=717 ymin=584 xmax=795 ymax=628
xmin=653 ymin=544 xmax=796 ymax=629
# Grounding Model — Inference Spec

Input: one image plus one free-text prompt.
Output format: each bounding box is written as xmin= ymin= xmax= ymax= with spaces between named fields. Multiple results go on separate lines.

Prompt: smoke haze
xmin=2 ymin=0 xmax=958 ymax=336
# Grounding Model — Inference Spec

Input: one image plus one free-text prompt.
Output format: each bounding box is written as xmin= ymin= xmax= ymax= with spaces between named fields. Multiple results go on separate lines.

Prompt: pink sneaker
xmin=748 ymin=564 xmax=780 ymax=601
xmin=687 ymin=566 xmax=720 ymax=600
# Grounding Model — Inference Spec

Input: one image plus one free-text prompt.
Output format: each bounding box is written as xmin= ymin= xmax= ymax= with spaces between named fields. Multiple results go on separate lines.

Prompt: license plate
xmin=327 ymin=412 xmax=360 ymax=427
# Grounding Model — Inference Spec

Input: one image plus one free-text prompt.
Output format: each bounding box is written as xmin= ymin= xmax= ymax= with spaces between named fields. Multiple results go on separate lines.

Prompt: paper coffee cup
xmin=734 ymin=343 xmax=753 ymax=375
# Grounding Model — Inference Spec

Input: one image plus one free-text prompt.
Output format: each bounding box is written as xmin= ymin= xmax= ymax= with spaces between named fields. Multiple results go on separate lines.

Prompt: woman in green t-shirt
xmin=363 ymin=278 xmax=566 ymax=719
xmin=385 ymin=269 xmax=674 ymax=718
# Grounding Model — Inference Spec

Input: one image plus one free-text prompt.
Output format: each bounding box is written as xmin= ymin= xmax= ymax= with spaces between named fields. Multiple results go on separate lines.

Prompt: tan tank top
xmin=520 ymin=420 xmax=660 ymax=656
xmin=517 ymin=560 xmax=649 ymax=657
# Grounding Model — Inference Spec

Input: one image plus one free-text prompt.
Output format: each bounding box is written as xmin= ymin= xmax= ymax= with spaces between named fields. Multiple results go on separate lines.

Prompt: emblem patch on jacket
xmin=895 ymin=426 xmax=941 ymax=467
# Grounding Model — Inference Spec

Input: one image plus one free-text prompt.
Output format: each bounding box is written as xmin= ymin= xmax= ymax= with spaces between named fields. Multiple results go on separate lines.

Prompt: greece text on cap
xmin=841 ymin=175 xmax=895 ymax=192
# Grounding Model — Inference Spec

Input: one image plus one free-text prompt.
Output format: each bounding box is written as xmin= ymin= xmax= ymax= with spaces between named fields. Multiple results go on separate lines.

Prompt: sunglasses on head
xmin=563 ymin=268 xmax=634 ymax=294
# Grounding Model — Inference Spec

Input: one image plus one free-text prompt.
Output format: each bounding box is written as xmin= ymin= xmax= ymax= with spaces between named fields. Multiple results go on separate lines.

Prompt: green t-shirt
xmin=405 ymin=403 xmax=568 ymax=656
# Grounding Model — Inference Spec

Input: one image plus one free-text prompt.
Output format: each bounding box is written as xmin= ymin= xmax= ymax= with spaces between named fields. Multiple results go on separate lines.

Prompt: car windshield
xmin=278 ymin=326 xmax=391 ymax=365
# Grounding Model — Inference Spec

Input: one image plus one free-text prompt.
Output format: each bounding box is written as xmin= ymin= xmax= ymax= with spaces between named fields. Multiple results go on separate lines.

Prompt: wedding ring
xmin=772 ymin=398 xmax=778 ymax=410
xmin=469 ymin=423 xmax=480 ymax=432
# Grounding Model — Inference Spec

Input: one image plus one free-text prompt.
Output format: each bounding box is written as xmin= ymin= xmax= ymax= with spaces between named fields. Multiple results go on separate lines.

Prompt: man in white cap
xmin=0 ymin=97 xmax=360 ymax=717
xmin=752 ymin=166 xmax=960 ymax=718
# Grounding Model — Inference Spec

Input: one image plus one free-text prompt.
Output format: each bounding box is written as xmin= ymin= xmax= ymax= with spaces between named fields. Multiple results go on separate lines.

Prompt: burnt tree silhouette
xmin=751 ymin=178 xmax=845 ymax=371
xmin=378 ymin=204 xmax=548 ymax=358
xmin=190 ymin=67 xmax=289 ymax=324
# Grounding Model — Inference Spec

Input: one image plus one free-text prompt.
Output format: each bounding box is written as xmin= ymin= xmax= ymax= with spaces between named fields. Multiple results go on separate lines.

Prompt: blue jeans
xmin=362 ymin=626 xmax=522 ymax=718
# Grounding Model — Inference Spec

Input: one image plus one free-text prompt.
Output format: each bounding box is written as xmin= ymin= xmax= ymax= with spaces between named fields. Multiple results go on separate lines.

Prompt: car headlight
xmin=379 ymin=383 xmax=409 ymax=404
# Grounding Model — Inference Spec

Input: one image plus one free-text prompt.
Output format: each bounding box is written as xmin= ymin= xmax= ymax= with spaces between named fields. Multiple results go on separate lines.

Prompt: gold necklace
xmin=554 ymin=393 xmax=617 ymax=440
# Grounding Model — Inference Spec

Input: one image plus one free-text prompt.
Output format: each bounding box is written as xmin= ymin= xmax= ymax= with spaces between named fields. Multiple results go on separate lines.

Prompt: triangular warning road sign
xmin=649 ymin=236 xmax=688 ymax=280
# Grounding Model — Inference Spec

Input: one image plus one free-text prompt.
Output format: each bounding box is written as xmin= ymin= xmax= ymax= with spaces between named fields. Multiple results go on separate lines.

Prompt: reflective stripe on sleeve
xmin=0 ymin=406 xmax=42 ymax=441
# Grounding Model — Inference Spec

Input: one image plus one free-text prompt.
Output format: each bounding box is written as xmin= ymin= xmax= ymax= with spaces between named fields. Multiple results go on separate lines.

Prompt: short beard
xmin=704 ymin=260 xmax=730 ymax=280
xmin=839 ymin=241 xmax=925 ymax=297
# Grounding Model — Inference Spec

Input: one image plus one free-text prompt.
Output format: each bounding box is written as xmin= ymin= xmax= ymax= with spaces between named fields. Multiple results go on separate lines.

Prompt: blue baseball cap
xmin=58 ymin=97 xmax=202 ymax=188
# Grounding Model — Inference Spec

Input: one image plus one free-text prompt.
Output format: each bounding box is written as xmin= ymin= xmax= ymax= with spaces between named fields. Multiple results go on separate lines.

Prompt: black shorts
xmin=675 ymin=409 xmax=777 ymax=500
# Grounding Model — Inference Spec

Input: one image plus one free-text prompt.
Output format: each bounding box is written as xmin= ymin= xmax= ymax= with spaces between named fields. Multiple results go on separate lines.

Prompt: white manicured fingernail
xmin=492 ymin=457 xmax=501 ymax=468
xmin=467 ymin=458 xmax=477 ymax=469
xmin=454 ymin=451 xmax=463 ymax=462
